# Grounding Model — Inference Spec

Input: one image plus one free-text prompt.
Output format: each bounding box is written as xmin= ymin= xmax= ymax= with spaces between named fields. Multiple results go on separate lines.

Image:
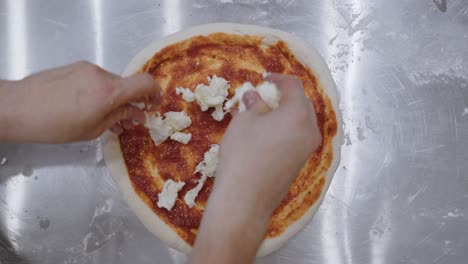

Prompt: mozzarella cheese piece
xmin=170 ymin=132 xmax=192 ymax=144
xmin=224 ymin=82 xmax=255 ymax=112
xmin=184 ymin=174 xmax=207 ymax=208
xmin=257 ymin=81 xmax=281 ymax=109
xmin=175 ymin=87 xmax=196 ymax=102
xmin=184 ymin=144 xmax=220 ymax=208
xmin=0 ymin=157 xmax=7 ymax=166
xmin=145 ymin=111 xmax=192 ymax=146
xmin=157 ymin=179 xmax=185 ymax=211
xmin=163 ymin=111 xmax=192 ymax=132
xmin=145 ymin=113 xmax=173 ymax=146
xmin=224 ymin=81 xmax=281 ymax=112
xmin=194 ymin=75 xmax=230 ymax=111
xmin=177 ymin=75 xmax=230 ymax=121
xmin=212 ymin=105 xmax=225 ymax=122
xmin=194 ymin=144 xmax=220 ymax=178
xmin=129 ymin=101 xmax=146 ymax=110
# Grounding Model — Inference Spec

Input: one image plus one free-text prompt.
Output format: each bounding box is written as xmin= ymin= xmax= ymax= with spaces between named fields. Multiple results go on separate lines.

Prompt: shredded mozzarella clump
xmin=176 ymin=75 xmax=230 ymax=121
xmin=157 ymin=179 xmax=185 ymax=211
xmin=184 ymin=145 xmax=220 ymax=208
xmin=170 ymin=132 xmax=192 ymax=144
xmin=145 ymin=111 xmax=192 ymax=145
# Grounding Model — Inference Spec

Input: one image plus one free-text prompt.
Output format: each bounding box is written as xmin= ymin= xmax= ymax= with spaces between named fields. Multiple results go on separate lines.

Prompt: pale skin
xmin=0 ymin=61 xmax=161 ymax=143
xmin=0 ymin=63 xmax=321 ymax=263
xmin=191 ymin=74 xmax=321 ymax=264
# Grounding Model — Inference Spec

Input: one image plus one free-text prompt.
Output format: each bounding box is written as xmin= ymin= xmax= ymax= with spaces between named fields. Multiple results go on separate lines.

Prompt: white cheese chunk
xmin=224 ymin=81 xmax=281 ymax=112
xmin=224 ymin=82 xmax=255 ymax=112
xmin=145 ymin=113 xmax=172 ymax=146
xmin=145 ymin=111 xmax=192 ymax=146
xmin=164 ymin=111 xmax=192 ymax=132
xmin=257 ymin=82 xmax=281 ymax=109
xmin=212 ymin=105 xmax=225 ymax=121
xmin=170 ymin=132 xmax=192 ymax=144
xmin=130 ymin=102 xmax=146 ymax=110
xmin=176 ymin=87 xmax=196 ymax=102
xmin=157 ymin=179 xmax=185 ymax=211
xmin=184 ymin=144 xmax=220 ymax=208
xmin=184 ymin=174 xmax=207 ymax=208
xmin=0 ymin=157 xmax=7 ymax=166
xmin=194 ymin=144 xmax=220 ymax=178
xmin=176 ymin=75 xmax=230 ymax=121
xmin=194 ymin=75 xmax=230 ymax=111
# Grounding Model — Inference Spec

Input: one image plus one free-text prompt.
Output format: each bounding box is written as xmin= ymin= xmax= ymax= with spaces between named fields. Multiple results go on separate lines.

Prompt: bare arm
xmin=190 ymin=187 xmax=271 ymax=264
xmin=0 ymin=62 xmax=160 ymax=143
xmin=190 ymin=74 xmax=322 ymax=264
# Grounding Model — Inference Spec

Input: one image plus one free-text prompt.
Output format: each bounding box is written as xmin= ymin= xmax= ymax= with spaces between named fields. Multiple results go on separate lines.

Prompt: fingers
xmin=113 ymin=73 xmax=162 ymax=107
xmin=264 ymin=73 xmax=304 ymax=106
xmin=102 ymin=73 xmax=159 ymax=135
xmin=242 ymin=90 xmax=271 ymax=114
xmin=26 ymin=61 xmax=90 ymax=82
xmin=99 ymin=106 xmax=145 ymax=134
xmin=110 ymin=124 xmax=124 ymax=135
xmin=229 ymin=109 xmax=239 ymax=118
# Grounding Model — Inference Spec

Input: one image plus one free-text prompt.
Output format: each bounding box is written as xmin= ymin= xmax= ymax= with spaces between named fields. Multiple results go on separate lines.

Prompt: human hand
xmin=191 ymin=74 xmax=321 ymax=264
xmin=0 ymin=61 xmax=160 ymax=143
xmin=213 ymin=73 xmax=322 ymax=218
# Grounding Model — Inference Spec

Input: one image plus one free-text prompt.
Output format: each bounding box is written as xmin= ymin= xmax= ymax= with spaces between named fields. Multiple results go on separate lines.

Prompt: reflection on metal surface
xmin=92 ymin=0 xmax=104 ymax=67
xmin=7 ymin=0 xmax=27 ymax=79
xmin=319 ymin=197 xmax=342 ymax=264
xmin=0 ymin=0 xmax=468 ymax=263
xmin=5 ymin=175 xmax=25 ymax=251
xmin=163 ymin=0 xmax=182 ymax=36
xmin=433 ymin=0 xmax=447 ymax=12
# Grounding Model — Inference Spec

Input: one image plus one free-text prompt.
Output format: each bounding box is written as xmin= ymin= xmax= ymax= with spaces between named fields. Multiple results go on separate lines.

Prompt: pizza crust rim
xmin=102 ymin=23 xmax=343 ymax=257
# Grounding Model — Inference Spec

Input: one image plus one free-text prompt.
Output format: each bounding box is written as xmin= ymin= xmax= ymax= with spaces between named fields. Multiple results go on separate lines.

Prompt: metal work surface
xmin=1 ymin=0 xmax=468 ymax=263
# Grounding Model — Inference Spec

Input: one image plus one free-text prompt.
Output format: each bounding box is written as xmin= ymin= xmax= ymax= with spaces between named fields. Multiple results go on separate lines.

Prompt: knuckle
xmin=86 ymin=64 xmax=102 ymax=74
xmin=77 ymin=63 xmax=115 ymax=94
xmin=77 ymin=61 xmax=103 ymax=76
xmin=74 ymin=60 xmax=91 ymax=67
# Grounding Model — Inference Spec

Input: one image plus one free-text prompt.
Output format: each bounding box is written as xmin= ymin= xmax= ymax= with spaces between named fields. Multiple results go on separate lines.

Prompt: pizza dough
xmin=102 ymin=23 xmax=342 ymax=257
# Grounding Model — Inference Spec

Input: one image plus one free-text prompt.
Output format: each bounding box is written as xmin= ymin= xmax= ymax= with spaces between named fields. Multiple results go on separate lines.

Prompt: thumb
xmin=97 ymin=105 xmax=143 ymax=133
xmin=242 ymin=90 xmax=271 ymax=114
xmin=113 ymin=73 xmax=161 ymax=106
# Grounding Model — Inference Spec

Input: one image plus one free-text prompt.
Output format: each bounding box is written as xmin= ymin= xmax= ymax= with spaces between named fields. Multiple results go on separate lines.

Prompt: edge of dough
xmin=102 ymin=23 xmax=343 ymax=257
xmin=101 ymin=131 xmax=192 ymax=252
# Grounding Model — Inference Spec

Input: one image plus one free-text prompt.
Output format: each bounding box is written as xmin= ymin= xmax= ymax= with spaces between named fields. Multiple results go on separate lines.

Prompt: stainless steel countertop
xmin=1 ymin=0 xmax=468 ymax=263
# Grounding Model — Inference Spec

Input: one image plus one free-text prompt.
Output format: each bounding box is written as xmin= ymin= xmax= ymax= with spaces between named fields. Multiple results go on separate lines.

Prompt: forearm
xmin=0 ymin=80 xmax=18 ymax=142
xmin=0 ymin=80 xmax=36 ymax=142
xmin=190 ymin=186 xmax=271 ymax=264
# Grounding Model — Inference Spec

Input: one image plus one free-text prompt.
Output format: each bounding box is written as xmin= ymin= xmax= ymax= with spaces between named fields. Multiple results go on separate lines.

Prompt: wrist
xmin=213 ymin=169 xmax=279 ymax=220
xmin=190 ymin=184 xmax=271 ymax=264
xmin=209 ymin=184 xmax=272 ymax=225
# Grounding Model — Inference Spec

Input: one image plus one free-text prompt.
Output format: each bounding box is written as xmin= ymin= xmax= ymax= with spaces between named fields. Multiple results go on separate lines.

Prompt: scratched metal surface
xmin=0 ymin=0 xmax=468 ymax=263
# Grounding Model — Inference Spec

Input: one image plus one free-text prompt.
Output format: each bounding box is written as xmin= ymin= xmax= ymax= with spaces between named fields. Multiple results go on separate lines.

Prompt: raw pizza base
xmin=102 ymin=23 xmax=343 ymax=257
